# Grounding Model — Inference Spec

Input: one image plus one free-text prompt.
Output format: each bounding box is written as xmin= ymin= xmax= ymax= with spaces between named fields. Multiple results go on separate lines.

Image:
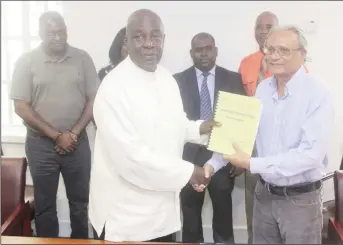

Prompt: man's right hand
xmin=56 ymin=132 xmax=77 ymax=152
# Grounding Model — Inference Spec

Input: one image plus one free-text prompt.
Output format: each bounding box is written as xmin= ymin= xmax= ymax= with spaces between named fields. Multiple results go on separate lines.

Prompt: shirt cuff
xmin=206 ymin=152 xmax=227 ymax=174
xmin=249 ymin=157 xmax=261 ymax=174
xmin=195 ymin=120 xmax=209 ymax=145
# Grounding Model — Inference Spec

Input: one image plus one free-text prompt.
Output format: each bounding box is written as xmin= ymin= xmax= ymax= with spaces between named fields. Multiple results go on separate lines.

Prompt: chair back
xmin=1 ymin=157 xmax=27 ymax=225
xmin=334 ymin=170 xmax=343 ymax=227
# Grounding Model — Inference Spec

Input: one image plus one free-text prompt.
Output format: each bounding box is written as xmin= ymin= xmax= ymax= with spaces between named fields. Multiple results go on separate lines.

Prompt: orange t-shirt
xmin=238 ymin=51 xmax=308 ymax=96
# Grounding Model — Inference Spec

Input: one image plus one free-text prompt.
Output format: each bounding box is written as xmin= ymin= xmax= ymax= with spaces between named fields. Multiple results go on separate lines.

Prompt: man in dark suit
xmin=173 ymin=32 xmax=246 ymax=243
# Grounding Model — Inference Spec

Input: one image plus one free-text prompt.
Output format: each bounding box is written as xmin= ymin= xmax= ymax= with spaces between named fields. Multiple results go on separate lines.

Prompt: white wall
xmin=2 ymin=1 xmax=343 ymax=243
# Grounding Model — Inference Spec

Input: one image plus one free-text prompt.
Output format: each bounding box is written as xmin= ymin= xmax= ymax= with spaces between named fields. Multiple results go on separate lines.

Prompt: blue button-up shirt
xmin=250 ymin=66 xmax=334 ymax=186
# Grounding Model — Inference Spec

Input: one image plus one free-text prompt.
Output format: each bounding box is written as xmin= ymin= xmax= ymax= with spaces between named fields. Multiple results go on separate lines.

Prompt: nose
xmin=53 ymin=34 xmax=61 ymax=41
xmin=200 ymin=49 xmax=208 ymax=57
xmin=270 ymin=51 xmax=281 ymax=60
xmin=142 ymin=37 xmax=154 ymax=48
xmin=260 ymin=27 xmax=270 ymax=35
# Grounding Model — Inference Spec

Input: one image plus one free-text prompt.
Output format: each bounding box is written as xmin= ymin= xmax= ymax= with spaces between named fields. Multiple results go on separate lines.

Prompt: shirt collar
xmin=123 ymin=56 xmax=158 ymax=79
xmin=40 ymin=43 xmax=73 ymax=63
xmin=195 ymin=65 xmax=216 ymax=78
xmin=269 ymin=65 xmax=306 ymax=99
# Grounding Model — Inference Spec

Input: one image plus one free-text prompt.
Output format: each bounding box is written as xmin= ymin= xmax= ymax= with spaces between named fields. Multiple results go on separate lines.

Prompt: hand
xmin=56 ymin=132 xmax=77 ymax=152
xmin=223 ymin=143 xmax=251 ymax=170
xmin=55 ymin=145 xmax=67 ymax=155
xmin=199 ymin=117 xmax=221 ymax=135
xmin=189 ymin=165 xmax=211 ymax=189
xmin=228 ymin=166 xmax=245 ymax=177
xmin=192 ymin=164 xmax=214 ymax=192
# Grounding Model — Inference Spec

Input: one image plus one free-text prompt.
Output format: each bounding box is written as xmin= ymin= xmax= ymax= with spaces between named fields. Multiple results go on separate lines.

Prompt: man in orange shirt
xmin=237 ymin=11 xmax=278 ymax=244
xmin=239 ymin=11 xmax=278 ymax=96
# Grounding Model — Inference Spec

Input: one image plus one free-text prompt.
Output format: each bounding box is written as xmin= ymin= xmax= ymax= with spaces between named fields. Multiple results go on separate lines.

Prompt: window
xmin=1 ymin=1 xmax=63 ymax=137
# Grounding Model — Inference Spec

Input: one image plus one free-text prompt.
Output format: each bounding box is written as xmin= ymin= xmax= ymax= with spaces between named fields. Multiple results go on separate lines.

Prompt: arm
xmin=94 ymin=85 xmax=194 ymax=192
xmin=173 ymin=73 xmax=209 ymax=145
xmin=234 ymin=73 xmax=247 ymax=96
xmin=10 ymin=54 xmax=60 ymax=140
xmin=250 ymin=91 xmax=334 ymax=177
xmin=184 ymin=119 xmax=209 ymax=145
xmin=71 ymin=52 xmax=100 ymax=136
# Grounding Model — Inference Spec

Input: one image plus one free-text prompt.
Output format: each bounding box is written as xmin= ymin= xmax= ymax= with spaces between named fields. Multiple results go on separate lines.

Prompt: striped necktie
xmin=200 ymin=72 xmax=212 ymax=120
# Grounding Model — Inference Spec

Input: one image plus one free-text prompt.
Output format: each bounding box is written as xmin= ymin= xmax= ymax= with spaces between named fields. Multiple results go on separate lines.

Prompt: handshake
xmin=189 ymin=164 xmax=214 ymax=192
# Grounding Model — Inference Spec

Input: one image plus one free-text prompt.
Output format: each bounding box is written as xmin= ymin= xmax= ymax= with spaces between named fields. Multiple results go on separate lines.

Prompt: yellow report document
xmin=207 ymin=91 xmax=262 ymax=156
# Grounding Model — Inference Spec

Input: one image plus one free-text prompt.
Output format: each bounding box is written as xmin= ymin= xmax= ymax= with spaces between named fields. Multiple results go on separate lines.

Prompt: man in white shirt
xmin=89 ymin=9 xmax=218 ymax=242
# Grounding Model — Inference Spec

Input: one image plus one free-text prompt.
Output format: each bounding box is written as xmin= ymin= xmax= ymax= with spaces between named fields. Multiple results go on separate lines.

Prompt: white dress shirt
xmin=89 ymin=57 xmax=208 ymax=242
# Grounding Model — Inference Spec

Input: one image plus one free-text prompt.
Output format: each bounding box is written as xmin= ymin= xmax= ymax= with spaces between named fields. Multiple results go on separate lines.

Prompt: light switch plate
xmin=302 ymin=20 xmax=318 ymax=34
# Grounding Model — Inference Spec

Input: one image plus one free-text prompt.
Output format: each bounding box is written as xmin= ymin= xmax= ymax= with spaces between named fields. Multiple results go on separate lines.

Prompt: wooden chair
xmin=327 ymin=170 xmax=343 ymax=243
xmin=322 ymin=172 xmax=336 ymax=243
xmin=1 ymin=157 xmax=32 ymax=236
xmin=25 ymin=185 xmax=35 ymax=228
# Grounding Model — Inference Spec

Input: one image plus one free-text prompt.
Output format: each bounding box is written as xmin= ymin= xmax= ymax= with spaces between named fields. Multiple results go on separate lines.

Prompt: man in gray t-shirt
xmin=10 ymin=11 xmax=100 ymax=238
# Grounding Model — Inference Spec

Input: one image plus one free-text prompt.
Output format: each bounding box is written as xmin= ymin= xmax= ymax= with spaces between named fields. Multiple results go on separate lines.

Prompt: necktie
xmin=200 ymin=72 xmax=212 ymax=120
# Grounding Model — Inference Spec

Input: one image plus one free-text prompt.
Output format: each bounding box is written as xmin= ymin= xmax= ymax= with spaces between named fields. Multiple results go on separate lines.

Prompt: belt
xmin=260 ymin=178 xmax=321 ymax=196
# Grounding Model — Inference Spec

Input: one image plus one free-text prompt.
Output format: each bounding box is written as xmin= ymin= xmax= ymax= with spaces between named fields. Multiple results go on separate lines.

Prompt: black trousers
xmin=25 ymin=132 xmax=91 ymax=238
xmin=180 ymin=166 xmax=235 ymax=243
xmin=92 ymin=225 xmax=175 ymax=242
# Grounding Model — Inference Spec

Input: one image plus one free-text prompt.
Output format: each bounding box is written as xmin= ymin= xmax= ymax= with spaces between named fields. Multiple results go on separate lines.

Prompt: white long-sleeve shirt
xmin=89 ymin=57 xmax=208 ymax=242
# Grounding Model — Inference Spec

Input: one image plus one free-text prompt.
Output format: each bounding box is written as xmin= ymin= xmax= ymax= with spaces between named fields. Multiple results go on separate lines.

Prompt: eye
xmin=279 ymin=47 xmax=291 ymax=55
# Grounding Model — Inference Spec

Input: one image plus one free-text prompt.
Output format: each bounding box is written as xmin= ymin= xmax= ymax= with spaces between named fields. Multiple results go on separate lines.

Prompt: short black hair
xmin=191 ymin=32 xmax=216 ymax=48
xmin=108 ymin=27 xmax=126 ymax=67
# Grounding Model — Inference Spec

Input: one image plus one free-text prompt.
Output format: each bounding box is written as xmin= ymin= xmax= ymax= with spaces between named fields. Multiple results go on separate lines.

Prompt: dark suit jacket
xmin=174 ymin=65 xmax=246 ymax=166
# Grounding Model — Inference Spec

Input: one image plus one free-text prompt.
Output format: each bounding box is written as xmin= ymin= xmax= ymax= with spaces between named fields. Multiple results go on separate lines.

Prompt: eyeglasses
xmin=263 ymin=46 xmax=302 ymax=57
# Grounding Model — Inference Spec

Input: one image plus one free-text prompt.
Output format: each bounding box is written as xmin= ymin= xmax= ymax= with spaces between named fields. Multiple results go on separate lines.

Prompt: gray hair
xmin=267 ymin=25 xmax=309 ymax=61
xmin=268 ymin=25 xmax=308 ymax=51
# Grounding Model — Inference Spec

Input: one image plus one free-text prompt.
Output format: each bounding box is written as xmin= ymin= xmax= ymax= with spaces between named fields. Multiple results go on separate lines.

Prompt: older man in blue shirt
xmin=206 ymin=25 xmax=334 ymax=244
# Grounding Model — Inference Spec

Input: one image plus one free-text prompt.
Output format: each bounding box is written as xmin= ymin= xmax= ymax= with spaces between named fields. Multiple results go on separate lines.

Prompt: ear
xmin=189 ymin=48 xmax=193 ymax=59
xmin=214 ymin=46 xmax=218 ymax=57
xmin=39 ymin=28 xmax=43 ymax=40
xmin=161 ymin=34 xmax=166 ymax=48
xmin=301 ymin=48 xmax=307 ymax=57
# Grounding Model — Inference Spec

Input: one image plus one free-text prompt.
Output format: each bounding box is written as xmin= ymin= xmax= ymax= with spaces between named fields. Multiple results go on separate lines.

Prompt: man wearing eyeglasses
xmin=223 ymin=25 xmax=334 ymax=244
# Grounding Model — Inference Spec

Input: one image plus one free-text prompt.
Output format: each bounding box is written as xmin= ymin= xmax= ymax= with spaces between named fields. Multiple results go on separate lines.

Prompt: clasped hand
xmin=223 ymin=143 xmax=251 ymax=170
xmin=190 ymin=164 xmax=214 ymax=192
xmin=55 ymin=131 xmax=78 ymax=155
xmin=190 ymin=143 xmax=250 ymax=192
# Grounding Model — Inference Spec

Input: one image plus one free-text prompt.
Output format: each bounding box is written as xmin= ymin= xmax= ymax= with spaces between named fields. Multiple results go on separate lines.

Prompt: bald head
xmin=126 ymin=9 xmax=164 ymax=34
xmin=39 ymin=11 xmax=65 ymax=31
xmin=125 ymin=9 xmax=165 ymax=72
xmin=39 ymin=11 xmax=67 ymax=54
xmin=254 ymin=11 xmax=279 ymax=49
xmin=256 ymin=11 xmax=278 ymax=26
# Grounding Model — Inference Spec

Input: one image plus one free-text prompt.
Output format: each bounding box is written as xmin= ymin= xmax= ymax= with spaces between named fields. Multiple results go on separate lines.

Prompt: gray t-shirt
xmin=9 ymin=44 xmax=100 ymax=133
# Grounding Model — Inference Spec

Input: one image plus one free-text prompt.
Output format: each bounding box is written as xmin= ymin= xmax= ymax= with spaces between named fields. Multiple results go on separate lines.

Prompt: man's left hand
xmin=223 ymin=143 xmax=251 ymax=170
xmin=199 ymin=118 xmax=221 ymax=135
xmin=192 ymin=163 xmax=214 ymax=192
